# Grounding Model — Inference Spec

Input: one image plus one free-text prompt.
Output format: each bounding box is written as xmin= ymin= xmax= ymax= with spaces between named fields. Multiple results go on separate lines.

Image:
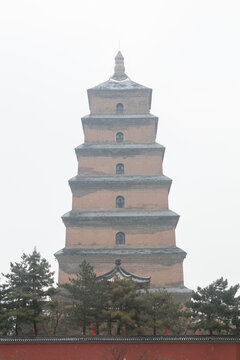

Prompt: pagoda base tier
xmin=150 ymin=287 xmax=192 ymax=302
xmin=55 ymin=246 xmax=186 ymax=289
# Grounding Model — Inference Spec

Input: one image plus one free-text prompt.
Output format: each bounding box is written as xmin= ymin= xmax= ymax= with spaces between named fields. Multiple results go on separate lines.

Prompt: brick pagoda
xmin=55 ymin=52 xmax=190 ymax=297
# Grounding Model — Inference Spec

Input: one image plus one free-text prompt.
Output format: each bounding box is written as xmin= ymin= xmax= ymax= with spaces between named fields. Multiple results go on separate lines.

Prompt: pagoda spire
xmin=112 ymin=51 xmax=127 ymax=80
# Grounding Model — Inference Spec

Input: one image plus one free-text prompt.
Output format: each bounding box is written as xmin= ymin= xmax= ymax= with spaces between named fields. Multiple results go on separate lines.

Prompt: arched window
xmin=116 ymin=196 xmax=125 ymax=208
xmin=116 ymin=232 xmax=125 ymax=245
xmin=116 ymin=132 xmax=124 ymax=143
xmin=116 ymin=163 xmax=124 ymax=175
xmin=116 ymin=103 xmax=124 ymax=114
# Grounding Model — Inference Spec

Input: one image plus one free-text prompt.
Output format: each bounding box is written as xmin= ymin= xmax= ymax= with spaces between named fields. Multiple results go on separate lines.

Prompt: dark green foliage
xmin=102 ymin=277 xmax=142 ymax=335
xmin=0 ymin=285 xmax=12 ymax=335
xmin=143 ymin=291 xmax=184 ymax=335
xmin=46 ymin=287 xmax=70 ymax=336
xmin=1 ymin=255 xmax=240 ymax=337
xmin=62 ymin=264 xmax=148 ymax=335
xmin=187 ymin=277 xmax=240 ymax=335
xmin=2 ymin=249 xmax=55 ymax=335
xmin=62 ymin=260 xmax=105 ymax=335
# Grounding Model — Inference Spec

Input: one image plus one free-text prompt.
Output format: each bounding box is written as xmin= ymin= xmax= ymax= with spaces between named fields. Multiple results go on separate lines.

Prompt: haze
xmin=0 ymin=0 xmax=239 ymax=291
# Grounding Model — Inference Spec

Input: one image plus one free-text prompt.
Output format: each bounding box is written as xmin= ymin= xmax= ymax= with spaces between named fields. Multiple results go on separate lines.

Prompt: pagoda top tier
xmin=90 ymin=51 xmax=150 ymax=90
xmin=87 ymin=52 xmax=152 ymax=115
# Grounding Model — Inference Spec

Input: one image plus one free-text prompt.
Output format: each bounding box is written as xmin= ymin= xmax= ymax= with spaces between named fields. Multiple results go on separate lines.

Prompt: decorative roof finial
xmin=112 ymin=51 xmax=127 ymax=80
xmin=115 ymin=258 xmax=122 ymax=266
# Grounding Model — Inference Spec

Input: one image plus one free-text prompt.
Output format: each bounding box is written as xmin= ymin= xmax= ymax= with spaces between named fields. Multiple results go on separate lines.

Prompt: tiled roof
xmin=97 ymin=259 xmax=150 ymax=284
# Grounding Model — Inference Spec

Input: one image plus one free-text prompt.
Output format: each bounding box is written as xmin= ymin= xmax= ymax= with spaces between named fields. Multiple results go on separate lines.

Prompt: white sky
xmin=0 ymin=0 xmax=239 ymax=291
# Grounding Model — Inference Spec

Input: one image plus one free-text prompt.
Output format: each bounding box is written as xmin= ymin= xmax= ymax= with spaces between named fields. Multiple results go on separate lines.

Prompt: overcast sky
xmin=0 ymin=0 xmax=239 ymax=291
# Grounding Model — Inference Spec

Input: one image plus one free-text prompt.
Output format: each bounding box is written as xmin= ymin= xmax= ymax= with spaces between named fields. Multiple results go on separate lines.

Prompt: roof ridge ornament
xmin=112 ymin=51 xmax=128 ymax=81
xmin=115 ymin=258 xmax=121 ymax=266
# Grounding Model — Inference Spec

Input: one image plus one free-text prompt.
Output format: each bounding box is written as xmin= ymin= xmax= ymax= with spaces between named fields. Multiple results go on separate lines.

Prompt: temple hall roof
xmin=97 ymin=259 xmax=150 ymax=284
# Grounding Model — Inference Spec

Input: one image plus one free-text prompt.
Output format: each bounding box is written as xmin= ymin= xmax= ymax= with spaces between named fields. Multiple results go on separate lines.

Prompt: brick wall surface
xmin=88 ymin=90 xmax=151 ymax=115
xmin=83 ymin=124 xmax=156 ymax=143
xmin=78 ymin=154 xmax=163 ymax=176
xmin=65 ymin=227 xmax=176 ymax=248
xmin=0 ymin=339 xmax=239 ymax=360
xmin=72 ymin=188 xmax=169 ymax=211
xmin=58 ymin=260 xmax=183 ymax=287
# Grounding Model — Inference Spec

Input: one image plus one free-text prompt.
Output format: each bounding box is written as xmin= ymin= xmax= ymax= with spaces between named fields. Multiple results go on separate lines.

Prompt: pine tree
xmin=103 ymin=277 xmax=141 ymax=335
xmin=187 ymin=277 xmax=240 ymax=335
xmin=144 ymin=291 xmax=182 ymax=335
xmin=62 ymin=260 xmax=101 ymax=335
xmin=0 ymin=284 xmax=11 ymax=335
xmin=2 ymin=249 xmax=55 ymax=335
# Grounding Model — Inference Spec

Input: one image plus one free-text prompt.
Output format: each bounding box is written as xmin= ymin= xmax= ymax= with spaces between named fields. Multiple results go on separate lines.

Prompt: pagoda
xmin=55 ymin=52 xmax=190 ymax=298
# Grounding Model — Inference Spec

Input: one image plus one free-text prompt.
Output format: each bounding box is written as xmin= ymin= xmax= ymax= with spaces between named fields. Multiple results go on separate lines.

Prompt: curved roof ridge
xmin=97 ymin=259 xmax=150 ymax=284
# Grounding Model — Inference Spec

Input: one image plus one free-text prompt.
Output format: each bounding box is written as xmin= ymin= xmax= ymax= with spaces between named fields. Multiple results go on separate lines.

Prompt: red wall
xmin=0 ymin=341 xmax=239 ymax=360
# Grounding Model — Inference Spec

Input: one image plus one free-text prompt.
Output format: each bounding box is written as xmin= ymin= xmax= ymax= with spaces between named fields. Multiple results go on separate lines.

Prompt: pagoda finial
xmin=112 ymin=51 xmax=127 ymax=80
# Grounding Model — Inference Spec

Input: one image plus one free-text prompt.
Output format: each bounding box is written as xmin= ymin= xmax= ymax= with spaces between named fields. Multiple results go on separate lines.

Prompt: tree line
xmin=0 ymin=250 xmax=239 ymax=336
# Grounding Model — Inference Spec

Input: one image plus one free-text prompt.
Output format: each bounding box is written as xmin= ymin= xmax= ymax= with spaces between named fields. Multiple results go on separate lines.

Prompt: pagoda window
xmin=116 ymin=196 xmax=125 ymax=208
xmin=116 ymin=163 xmax=124 ymax=175
xmin=116 ymin=132 xmax=124 ymax=143
xmin=116 ymin=232 xmax=125 ymax=245
xmin=116 ymin=103 xmax=124 ymax=114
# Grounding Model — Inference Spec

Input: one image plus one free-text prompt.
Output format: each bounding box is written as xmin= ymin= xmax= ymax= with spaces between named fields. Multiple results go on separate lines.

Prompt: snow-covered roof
xmin=89 ymin=51 xmax=150 ymax=91
xmin=90 ymin=76 xmax=150 ymax=90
